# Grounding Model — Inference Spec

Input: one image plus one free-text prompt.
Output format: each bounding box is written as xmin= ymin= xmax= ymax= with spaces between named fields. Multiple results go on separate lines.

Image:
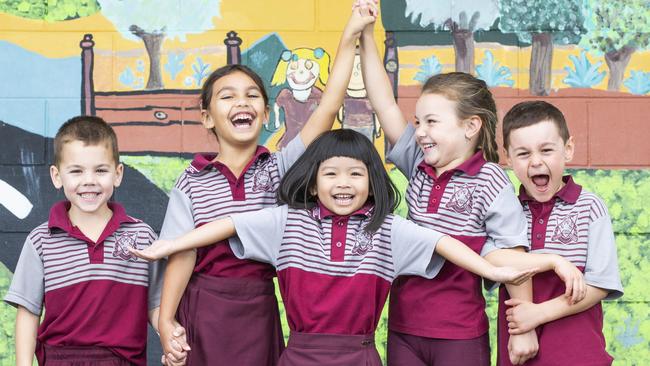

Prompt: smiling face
xmin=313 ymin=156 xmax=370 ymax=216
xmin=202 ymin=71 xmax=269 ymax=148
xmin=286 ymin=57 xmax=320 ymax=91
xmin=414 ymin=93 xmax=479 ymax=174
xmin=50 ymin=140 xmax=123 ymax=220
xmin=506 ymin=120 xmax=574 ymax=202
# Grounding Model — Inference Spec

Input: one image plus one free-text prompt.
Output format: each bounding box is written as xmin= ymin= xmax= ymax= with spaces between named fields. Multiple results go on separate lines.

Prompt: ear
xmin=464 ymin=116 xmax=482 ymax=140
xmin=201 ymin=110 xmax=215 ymax=129
xmin=50 ymin=165 xmax=63 ymax=189
xmin=263 ymin=105 xmax=270 ymax=124
xmin=114 ymin=163 xmax=124 ymax=188
xmin=564 ymin=136 xmax=575 ymax=162
xmin=504 ymin=147 xmax=513 ymax=167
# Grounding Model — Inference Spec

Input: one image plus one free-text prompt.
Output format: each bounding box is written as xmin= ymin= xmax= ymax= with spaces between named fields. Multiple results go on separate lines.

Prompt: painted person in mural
xmin=130 ymin=125 xmax=539 ymax=366
xmin=337 ymin=45 xmax=380 ymax=142
xmin=154 ymin=3 xmax=384 ymax=365
xmin=4 ymin=116 xmax=163 ymax=366
xmin=270 ymin=46 xmax=330 ymax=149
xmin=358 ymin=4 xmax=589 ymax=365
xmin=492 ymin=101 xmax=624 ymax=366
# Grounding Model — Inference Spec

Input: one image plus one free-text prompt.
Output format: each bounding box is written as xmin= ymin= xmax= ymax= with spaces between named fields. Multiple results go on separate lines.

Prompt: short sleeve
xmin=274 ymin=136 xmax=306 ymax=177
xmin=386 ymin=124 xmax=422 ymax=178
xmin=485 ymin=185 xmax=529 ymax=250
xmin=584 ymin=214 xmax=623 ymax=300
xmin=145 ymin=230 xmax=164 ymax=310
xmin=228 ymin=205 xmax=288 ymax=267
xmin=390 ymin=215 xmax=446 ymax=279
xmin=159 ymin=187 xmax=195 ymax=240
xmin=4 ymin=237 xmax=44 ymax=315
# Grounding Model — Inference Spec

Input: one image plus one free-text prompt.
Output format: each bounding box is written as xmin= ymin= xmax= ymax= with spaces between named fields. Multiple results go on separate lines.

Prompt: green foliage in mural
xmin=0 ymin=0 xmax=100 ymax=21
xmin=121 ymin=156 xmax=190 ymax=195
xmin=583 ymin=0 xmax=650 ymax=55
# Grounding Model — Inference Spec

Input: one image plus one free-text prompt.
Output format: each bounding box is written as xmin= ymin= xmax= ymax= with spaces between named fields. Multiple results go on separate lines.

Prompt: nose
xmin=235 ymin=96 xmax=248 ymax=107
xmin=82 ymin=171 xmax=97 ymax=185
xmin=529 ymin=152 xmax=543 ymax=166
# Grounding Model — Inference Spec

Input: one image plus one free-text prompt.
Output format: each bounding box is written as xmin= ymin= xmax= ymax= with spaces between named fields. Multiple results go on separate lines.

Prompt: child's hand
xmin=552 ymin=256 xmax=586 ymax=304
xmin=159 ymin=320 xmax=190 ymax=365
xmin=504 ymin=298 xmax=544 ymax=334
xmin=489 ymin=266 xmax=538 ymax=285
xmin=130 ymin=239 xmax=175 ymax=261
xmin=345 ymin=0 xmax=378 ymax=37
xmin=508 ymin=330 xmax=539 ymax=365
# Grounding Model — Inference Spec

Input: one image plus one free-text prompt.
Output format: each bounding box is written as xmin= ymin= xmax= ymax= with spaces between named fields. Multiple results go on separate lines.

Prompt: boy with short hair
xmin=5 ymin=116 xmax=163 ymax=366
xmin=497 ymin=101 xmax=624 ymax=365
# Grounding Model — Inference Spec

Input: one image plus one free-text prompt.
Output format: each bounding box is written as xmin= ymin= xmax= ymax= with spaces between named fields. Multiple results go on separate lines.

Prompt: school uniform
xmin=4 ymin=201 xmax=162 ymax=366
xmin=386 ymin=124 xmax=529 ymax=365
xmin=160 ymin=137 xmax=304 ymax=365
xmin=495 ymin=176 xmax=623 ymax=366
xmin=228 ymin=202 xmax=449 ymax=366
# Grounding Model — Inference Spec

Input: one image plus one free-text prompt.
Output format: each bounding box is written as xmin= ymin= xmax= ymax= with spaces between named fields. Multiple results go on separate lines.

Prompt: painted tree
xmin=98 ymin=0 xmax=221 ymax=90
xmin=404 ymin=0 xmax=498 ymax=74
xmin=583 ymin=0 xmax=650 ymax=91
xmin=0 ymin=0 xmax=99 ymax=21
xmin=499 ymin=0 xmax=586 ymax=95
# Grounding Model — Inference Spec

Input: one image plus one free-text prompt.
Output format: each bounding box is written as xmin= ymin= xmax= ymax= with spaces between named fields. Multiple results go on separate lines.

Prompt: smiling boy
xmin=496 ymin=101 xmax=624 ymax=366
xmin=5 ymin=116 xmax=163 ymax=366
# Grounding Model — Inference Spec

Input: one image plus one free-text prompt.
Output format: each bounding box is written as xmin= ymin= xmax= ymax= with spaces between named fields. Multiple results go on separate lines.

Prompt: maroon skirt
xmin=280 ymin=332 xmax=381 ymax=366
xmin=39 ymin=344 xmax=130 ymax=366
xmin=177 ymin=273 xmax=284 ymax=366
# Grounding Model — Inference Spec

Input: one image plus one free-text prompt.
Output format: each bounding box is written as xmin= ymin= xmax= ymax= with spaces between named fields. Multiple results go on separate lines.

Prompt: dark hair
xmin=200 ymin=64 xmax=269 ymax=110
xmin=422 ymin=72 xmax=499 ymax=163
xmin=502 ymin=101 xmax=570 ymax=150
xmin=277 ymin=129 xmax=399 ymax=233
xmin=53 ymin=115 xmax=119 ymax=166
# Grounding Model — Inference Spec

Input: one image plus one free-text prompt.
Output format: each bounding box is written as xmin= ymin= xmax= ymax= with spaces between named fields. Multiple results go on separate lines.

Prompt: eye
xmin=305 ymin=60 xmax=314 ymax=70
xmin=351 ymin=171 xmax=365 ymax=177
xmin=248 ymin=93 xmax=260 ymax=98
xmin=414 ymin=120 xmax=420 ymax=126
xmin=517 ymin=152 xmax=529 ymax=158
xmin=220 ymin=94 xmax=233 ymax=100
xmin=70 ymin=169 xmax=82 ymax=174
xmin=96 ymin=168 xmax=109 ymax=173
xmin=542 ymin=148 xmax=554 ymax=153
xmin=427 ymin=119 xmax=437 ymax=124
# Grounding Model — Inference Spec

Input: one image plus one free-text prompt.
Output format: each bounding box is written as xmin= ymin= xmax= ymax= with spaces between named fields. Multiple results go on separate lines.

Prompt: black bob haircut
xmin=277 ymin=129 xmax=399 ymax=233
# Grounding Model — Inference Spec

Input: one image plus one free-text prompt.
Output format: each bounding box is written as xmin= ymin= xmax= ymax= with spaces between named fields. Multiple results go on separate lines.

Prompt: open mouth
xmin=530 ymin=174 xmax=550 ymax=190
xmin=230 ymin=112 xmax=255 ymax=129
xmin=79 ymin=192 xmax=101 ymax=201
xmin=333 ymin=194 xmax=354 ymax=205
xmin=420 ymin=143 xmax=436 ymax=151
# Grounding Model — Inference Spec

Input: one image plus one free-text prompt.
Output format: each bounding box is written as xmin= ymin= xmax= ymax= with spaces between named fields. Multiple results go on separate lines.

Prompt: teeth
xmin=232 ymin=113 xmax=253 ymax=121
xmin=334 ymin=194 xmax=352 ymax=199
xmin=80 ymin=193 xmax=98 ymax=199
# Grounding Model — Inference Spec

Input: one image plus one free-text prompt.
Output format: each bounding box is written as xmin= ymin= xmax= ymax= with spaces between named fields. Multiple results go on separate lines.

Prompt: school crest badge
xmin=352 ymin=229 xmax=373 ymax=256
xmin=552 ymin=214 xmax=579 ymax=244
xmin=113 ymin=231 xmax=138 ymax=261
xmin=445 ymin=183 xmax=476 ymax=214
xmin=252 ymin=158 xmax=273 ymax=192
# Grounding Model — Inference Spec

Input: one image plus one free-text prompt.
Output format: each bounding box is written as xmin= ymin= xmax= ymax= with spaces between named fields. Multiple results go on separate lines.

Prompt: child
xmin=4 ymin=116 xmax=162 ymax=366
xmin=156 ymin=3 xmax=380 ymax=365
xmin=357 ymin=14 xmax=585 ymax=365
xmin=495 ymin=101 xmax=624 ymax=365
xmin=131 ymin=128 xmax=537 ymax=366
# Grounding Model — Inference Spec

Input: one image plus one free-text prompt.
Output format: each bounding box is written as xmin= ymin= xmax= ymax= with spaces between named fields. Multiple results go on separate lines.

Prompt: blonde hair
xmin=421 ymin=72 xmax=499 ymax=163
xmin=271 ymin=47 xmax=330 ymax=87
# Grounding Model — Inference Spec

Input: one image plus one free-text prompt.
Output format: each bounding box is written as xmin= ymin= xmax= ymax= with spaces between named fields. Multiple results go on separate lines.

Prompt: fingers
xmin=563 ymin=272 xmax=574 ymax=299
xmin=128 ymin=246 xmax=155 ymax=261
xmin=172 ymin=326 xmax=191 ymax=351
xmin=504 ymin=298 xmax=522 ymax=307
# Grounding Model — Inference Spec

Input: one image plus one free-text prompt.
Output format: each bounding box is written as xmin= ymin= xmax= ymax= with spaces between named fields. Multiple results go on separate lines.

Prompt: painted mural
xmin=0 ymin=0 xmax=649 ymax=365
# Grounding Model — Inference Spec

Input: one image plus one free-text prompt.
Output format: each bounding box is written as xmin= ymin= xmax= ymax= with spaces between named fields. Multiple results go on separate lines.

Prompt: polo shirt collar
xmin=316 ymin=201 xmax=374 ymax=220
xmin=187 ymin=146 xmax=271 ymax=173
xmin=417 ymin=150 xmax=486 ymax=178
xmin=48 ymin=201 xmax=137 ymax=239
xmin=518 ymin=175 xmax=582 ymax=205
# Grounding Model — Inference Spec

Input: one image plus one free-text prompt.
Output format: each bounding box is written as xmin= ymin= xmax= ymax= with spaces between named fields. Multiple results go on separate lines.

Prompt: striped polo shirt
xmin=496 ymin=176 xmax=623 ymax=366
xmin=4 ymin=201 xmax=162 ymax=366
xmin=228 ymin=202 xmax=448 ymax=335
xmin=387 ymin=124 xmax=529 ymax=339
xmin=160 ymin=137 xmax=304 ymax=279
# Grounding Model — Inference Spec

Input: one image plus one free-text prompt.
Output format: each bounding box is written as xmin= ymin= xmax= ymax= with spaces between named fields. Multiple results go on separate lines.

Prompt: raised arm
xmin=358 ymin=14 xmax=407 ymax=145
xmin=15 ymin=306 xmax=39 ymax=366
xmin=299 ymin=1 xmax=378 ymax=145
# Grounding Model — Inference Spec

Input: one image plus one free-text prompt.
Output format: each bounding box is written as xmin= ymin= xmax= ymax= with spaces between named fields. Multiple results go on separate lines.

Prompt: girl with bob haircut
xmin=131 ymin=128 xmax=537 ymax=366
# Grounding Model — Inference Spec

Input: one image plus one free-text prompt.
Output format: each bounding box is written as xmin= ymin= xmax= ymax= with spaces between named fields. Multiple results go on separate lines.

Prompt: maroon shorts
xmin=387 ymin=330 xmax=490 ymax=366
xmin=279 ymin=331 xmax=381 ymax=366
xmin=39 ymin=344 xmax=130 ymax=366
xmin=177 ymin=273 xmax=284 ymax=366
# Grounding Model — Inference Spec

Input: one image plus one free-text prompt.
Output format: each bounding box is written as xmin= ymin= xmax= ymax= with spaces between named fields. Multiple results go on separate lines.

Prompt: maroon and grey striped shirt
xmin=159 ymin=137 xmax=304 ymax=279
xmin=387 ymin=124 xmax=529 ymax=339
xmin=496 ymin=176 xmax=623 ymax=366
xmin=228 ymin=202 xmax=448 ymax=336
xmin=5 ymin=201 xmax=162 ymax=366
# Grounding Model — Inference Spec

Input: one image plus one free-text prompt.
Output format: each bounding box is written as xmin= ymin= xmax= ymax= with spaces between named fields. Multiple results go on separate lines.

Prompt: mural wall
xmin=1 ymin=0 xmax=648 ymax=364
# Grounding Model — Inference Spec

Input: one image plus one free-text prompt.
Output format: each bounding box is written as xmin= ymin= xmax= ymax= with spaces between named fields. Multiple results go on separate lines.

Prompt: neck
xmin=435 ymin=149 xmax=476 ymax=176
xmin=68 ymin=204 xmax=113 ymax=242
xmin=214 ymin=142 xmax=259 ymax=178
xmin=291 ymin=88 xmax=312 ymax=102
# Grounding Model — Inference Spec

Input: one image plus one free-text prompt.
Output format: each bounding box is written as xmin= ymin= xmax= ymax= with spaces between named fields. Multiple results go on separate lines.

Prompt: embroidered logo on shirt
xmin=252 ymin=158 xmax=273 ymax=192
xmin=112 ymin=231 xmax=138 ymax=261
xmin=445 ymin=183 xmax=476 ymax=214
xmin=352 ymin=229 xmax=373 ymax=255
xmin=552 ymin=214 xmax=579 ymax=244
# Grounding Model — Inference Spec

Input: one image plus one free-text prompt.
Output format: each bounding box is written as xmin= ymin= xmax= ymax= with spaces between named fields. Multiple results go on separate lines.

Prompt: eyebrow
xmin=216 ymin=86 xmax=261 ymax=94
